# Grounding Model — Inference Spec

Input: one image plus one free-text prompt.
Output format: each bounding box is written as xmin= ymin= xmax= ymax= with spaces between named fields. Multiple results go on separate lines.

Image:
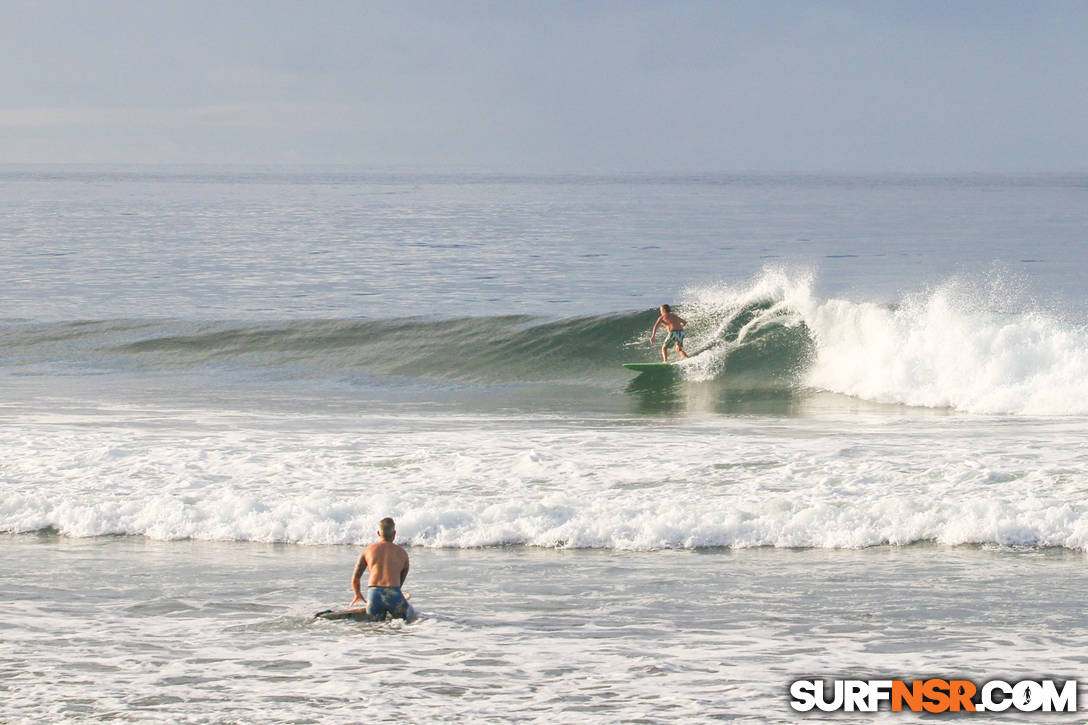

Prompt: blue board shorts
xmin=663 ymin=329 xmax=685 ymax=348
xmin=366 ymin=586 xmax=409 ymax=619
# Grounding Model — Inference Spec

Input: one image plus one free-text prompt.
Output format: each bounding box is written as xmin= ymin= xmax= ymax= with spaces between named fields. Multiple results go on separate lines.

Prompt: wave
xmin=0 ymin=315 xmax=645 ymax=384
xmin=9 ymin=488 xmax=1088 ymax=550
xmin=6 ymin=438 xmax=1088 ymax=552
xmin=2 ymin=373 xmax=1086 ymax=551
xmin=674 ymin=269 xmax=1088 ymax=415
xmin=0 ymin=308 xmax=804 ymax=390
xmin=4 ymin=268 xmax=1088 ymax=414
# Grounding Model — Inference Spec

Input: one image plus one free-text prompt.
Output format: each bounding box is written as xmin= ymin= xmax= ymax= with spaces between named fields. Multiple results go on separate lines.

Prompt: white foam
xmin=4 ymin=406 xmax=1088 ymax=550
xmin=679 ymin=268 xmax=1088 ymax=415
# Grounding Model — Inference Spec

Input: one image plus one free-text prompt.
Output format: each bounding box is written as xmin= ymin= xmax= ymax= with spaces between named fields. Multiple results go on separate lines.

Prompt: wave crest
xmin=665 ymin=268 xmax=1088 ymax=415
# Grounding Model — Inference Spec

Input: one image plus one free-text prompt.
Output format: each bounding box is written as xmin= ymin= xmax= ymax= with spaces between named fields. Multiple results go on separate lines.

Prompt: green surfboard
xmin=622 ymin=362 xmax=674 ymax=372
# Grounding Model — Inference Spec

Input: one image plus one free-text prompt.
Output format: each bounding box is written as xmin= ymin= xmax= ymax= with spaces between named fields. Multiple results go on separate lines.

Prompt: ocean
xmin=3 ymin=167 xmax=1088 ymax=722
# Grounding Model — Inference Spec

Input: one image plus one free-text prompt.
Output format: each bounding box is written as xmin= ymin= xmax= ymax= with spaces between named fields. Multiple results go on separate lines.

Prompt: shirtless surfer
xmin=649 ymin=304 xmax=689 ymax=362
xmin=350 ymin=517 xmax=411 ymax=619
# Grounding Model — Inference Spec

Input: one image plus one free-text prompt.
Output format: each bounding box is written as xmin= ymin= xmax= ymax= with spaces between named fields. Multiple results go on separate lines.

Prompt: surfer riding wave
xmin=650 ymin=304 xmax=689 ymax=363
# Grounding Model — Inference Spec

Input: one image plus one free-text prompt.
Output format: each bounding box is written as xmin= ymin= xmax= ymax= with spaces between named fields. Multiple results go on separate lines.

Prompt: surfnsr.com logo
xmin=789 ymin=679 xmax=1077 ymax=713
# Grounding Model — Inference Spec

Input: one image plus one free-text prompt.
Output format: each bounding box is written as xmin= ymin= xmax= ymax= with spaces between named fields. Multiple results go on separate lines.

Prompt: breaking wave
xmin=3 ymin=268 xmax=1088 ymax=414
xmin=676 ymin=269 xmax=1088 ymax=415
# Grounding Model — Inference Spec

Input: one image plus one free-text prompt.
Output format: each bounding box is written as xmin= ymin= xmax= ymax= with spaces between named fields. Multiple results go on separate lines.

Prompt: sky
xmin=3 ymin=0 xmax=1087 ymax=172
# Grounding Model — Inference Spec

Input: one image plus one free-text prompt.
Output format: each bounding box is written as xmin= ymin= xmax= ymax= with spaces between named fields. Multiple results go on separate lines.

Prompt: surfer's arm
xmin=400 ymin=560 xmax=410 ymax=586
xmin=350 ymin=553 xmax=367 ymax=606
xmin=650 ymin=316 xmax=663 ymax=343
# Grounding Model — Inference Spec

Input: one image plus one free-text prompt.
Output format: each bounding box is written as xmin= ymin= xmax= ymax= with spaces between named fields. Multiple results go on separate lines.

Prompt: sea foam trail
xmin=4 ymin=410 xmax=1088 ymax=550
xmin=678 ymin=269 xmax=1088 ymax=415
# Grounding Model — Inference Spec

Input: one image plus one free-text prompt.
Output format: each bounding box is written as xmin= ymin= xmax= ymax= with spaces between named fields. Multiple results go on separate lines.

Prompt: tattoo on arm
xmin=352 ymin=554 xmax=367 ymax=583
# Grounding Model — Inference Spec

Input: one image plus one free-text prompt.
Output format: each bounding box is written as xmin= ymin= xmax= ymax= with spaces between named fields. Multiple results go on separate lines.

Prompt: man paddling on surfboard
xmin=350 ymin=517 xmax=411 ymax=620
xmin=649 ymin=304 xmax=689 ymax=363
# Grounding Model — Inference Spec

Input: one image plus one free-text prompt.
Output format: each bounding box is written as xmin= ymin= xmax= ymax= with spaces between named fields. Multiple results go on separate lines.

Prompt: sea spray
xmin=675 ymin=269 xmax=1088 ymax=415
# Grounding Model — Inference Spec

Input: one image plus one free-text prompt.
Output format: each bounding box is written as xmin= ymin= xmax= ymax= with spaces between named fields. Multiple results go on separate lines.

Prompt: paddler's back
xmin=364 ymin=540 xmax=409 ymax=587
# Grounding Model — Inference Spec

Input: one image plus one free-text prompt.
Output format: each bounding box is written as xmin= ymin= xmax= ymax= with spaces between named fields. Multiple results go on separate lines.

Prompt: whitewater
xmin=8 ymin=265 xmax=1088 ymax=551
xmin=4 ymin=404 xmax=1088 ymax=551
xmin=679 ymin=269 xmax=1088 ymax=415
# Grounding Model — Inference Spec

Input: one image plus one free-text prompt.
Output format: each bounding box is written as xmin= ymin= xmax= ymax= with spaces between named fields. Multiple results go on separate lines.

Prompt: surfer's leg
xmin=660 ymin=344 xmax=669 ymax=363
xmin=365 ymin=587 xmax=388 ymax=619
xmin=386 ymin=591 xmax=409 ymax=619
xmin=366 ymin=587 xmax=409 ymax=620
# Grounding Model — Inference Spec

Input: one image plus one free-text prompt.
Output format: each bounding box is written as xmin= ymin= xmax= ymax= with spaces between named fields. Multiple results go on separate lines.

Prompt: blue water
xmin=3 ymin=167 xmax=1086 ymax=321
xmin=3 ymin=166 xmax=1088 ymax=722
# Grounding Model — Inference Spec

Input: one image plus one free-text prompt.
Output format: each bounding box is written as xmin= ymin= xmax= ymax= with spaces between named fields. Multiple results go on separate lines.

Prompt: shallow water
xmin=4 ymin=535 xmax=1087 ymax=723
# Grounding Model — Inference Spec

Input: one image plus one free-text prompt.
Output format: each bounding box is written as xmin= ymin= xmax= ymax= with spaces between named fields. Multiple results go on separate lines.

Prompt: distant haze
xmin=4 ymin=0 xmax=1087 ymax=172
